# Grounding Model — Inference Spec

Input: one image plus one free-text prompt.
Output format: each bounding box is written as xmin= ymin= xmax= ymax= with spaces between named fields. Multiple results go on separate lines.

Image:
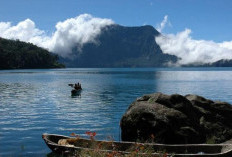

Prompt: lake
xmin=0 ymin=68 xmax=232 ymax=156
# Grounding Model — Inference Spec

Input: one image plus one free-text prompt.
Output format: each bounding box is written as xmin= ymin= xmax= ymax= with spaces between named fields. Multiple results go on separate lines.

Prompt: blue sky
xmin=0 ymin=0 xmax=232 ymax=42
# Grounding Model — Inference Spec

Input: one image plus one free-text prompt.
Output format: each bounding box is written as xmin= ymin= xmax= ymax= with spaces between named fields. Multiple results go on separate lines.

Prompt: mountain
xmin=2 ymin=25 xmax=230 ymax=69
xmin=204 ymin=59 xmax=232 ymax=67
xmin=182 ymin=59 xmax=232 ymax=67
xmin=60 ymin=25 xmax=178 ymax=67
xmin=0 ymin=37 xmax=64 ymax=69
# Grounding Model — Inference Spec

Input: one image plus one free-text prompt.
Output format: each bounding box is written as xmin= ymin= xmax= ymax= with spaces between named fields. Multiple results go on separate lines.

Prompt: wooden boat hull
xmin=71 ymin=89 xmax=82 ymax=96
xmin=42 ymin=134 xmax=232 ymax=157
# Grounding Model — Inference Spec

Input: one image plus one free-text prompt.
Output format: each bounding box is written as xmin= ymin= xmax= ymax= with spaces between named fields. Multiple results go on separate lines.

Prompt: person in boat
xmin=74 ymin=82 xmax=82 ymax=90
xmin=74 ymin=83 xmax=78 ymax=90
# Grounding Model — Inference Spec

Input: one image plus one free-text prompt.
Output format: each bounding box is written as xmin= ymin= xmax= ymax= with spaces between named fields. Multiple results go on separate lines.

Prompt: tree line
xmin=0 ymin=37 xmax=64 ymax=69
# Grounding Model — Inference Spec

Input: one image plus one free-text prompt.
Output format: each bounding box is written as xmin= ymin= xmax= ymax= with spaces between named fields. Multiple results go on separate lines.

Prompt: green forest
xmin=0 ymin=37 xmax=64 ymax=69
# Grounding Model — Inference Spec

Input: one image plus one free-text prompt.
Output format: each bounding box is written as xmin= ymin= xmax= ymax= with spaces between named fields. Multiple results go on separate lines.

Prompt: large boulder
xmin=120 ymin=93 xmax=232 ymax=144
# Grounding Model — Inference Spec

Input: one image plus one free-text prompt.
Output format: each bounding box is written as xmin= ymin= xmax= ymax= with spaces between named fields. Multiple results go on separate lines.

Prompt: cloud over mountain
xmin=155 ymin=27 xmax=232 ymax=65
xmin=0 ymin=14 xmax=114 ymax=58
xmin=1 ymin=14 xmax=232 ymax=66
xmin=156 ymin=15 xmax=169 ymax=33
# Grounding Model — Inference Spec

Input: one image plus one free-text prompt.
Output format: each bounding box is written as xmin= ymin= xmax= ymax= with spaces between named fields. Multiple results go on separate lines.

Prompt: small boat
xmin=71 ymin=89 xmax=82 ymax=96
xmin=42 ymin=134 xmax=232 ymax=156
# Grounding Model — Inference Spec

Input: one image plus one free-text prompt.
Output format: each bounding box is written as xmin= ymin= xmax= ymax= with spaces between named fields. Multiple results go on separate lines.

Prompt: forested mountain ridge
xmin=60 ymin=25 xmax=178 ymax=67
xmin=0 ymin=37 xmax=64 ymax=69
xmin=60 ymin=24 xmax=232 ymax=68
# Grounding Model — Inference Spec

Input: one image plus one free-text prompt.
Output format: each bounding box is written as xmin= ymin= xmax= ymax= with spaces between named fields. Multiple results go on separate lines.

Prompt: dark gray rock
xmin=120 ymin=93 xmax=232 ymax=144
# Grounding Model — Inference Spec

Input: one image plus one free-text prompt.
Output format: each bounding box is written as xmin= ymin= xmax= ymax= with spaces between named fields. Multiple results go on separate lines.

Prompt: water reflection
xmin=156 ymin=70 xmax=232 ymax=103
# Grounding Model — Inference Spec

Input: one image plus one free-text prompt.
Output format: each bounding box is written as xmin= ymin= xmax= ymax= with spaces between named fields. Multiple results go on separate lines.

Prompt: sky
xmin=0 ymin=0 xmax=232 ymax=64
xmin=1 ymin=0 xmax=232 ymax=41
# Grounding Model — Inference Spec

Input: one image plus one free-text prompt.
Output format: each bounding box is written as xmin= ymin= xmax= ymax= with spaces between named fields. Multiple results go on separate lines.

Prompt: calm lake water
xmin=1 ymin=68 xmax=232 ymax=156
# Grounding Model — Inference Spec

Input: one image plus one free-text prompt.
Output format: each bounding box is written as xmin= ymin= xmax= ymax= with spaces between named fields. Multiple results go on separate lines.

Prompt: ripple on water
xmin=1 ymin=68 xmax=232 ymax=156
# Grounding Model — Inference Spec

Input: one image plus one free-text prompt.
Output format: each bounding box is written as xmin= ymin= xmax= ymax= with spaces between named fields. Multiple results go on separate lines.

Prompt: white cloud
xmin=0 ymin=19 xmax=45 ymax=42
xmin=0 ymin=14 xmax=114 ymax=58
xmin=220 ymin=41 xmax=232 ymax=50
xmin=156 ymin=15 xmax=169 ymax=32
xmin=155 ymin=29 xmax=232 ymax=65
xmin=0 ymin=22 xmax=11 ymax=32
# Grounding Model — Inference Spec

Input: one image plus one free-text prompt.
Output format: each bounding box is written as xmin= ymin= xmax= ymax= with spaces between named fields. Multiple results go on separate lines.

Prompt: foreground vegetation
xmin=58 ymin=132 xmax=169 ymax=157
xmin=0 ymin=37 xmax=64 ymax=69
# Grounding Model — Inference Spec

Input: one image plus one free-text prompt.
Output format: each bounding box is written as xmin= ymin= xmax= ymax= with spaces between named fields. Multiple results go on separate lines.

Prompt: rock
xmin=120 ymin=93 xmax=232 ymax=144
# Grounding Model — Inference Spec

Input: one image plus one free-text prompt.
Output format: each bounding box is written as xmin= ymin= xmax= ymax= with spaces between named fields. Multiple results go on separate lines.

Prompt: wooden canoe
xmin=42 ymin=134 xmax=232 ymax=156
xmin=71 ymin=89 xmax=82 ymax=96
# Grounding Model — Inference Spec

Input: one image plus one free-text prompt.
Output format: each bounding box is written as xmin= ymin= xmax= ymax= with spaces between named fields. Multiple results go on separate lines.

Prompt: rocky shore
xmin=120 ymin=93 xmax=232 ymax=144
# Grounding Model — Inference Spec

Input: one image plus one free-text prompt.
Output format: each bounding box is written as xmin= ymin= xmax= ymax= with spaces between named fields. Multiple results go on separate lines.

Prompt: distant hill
xmin=182 ymin=59 xmax=232 ymax=67
xmin=204 ymin=59 xmax=232 ymax=67
xmin=0 ymin=37 xmax=64 ymax=69
xmin=60 ymin=25 xmax=178 ymax=67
